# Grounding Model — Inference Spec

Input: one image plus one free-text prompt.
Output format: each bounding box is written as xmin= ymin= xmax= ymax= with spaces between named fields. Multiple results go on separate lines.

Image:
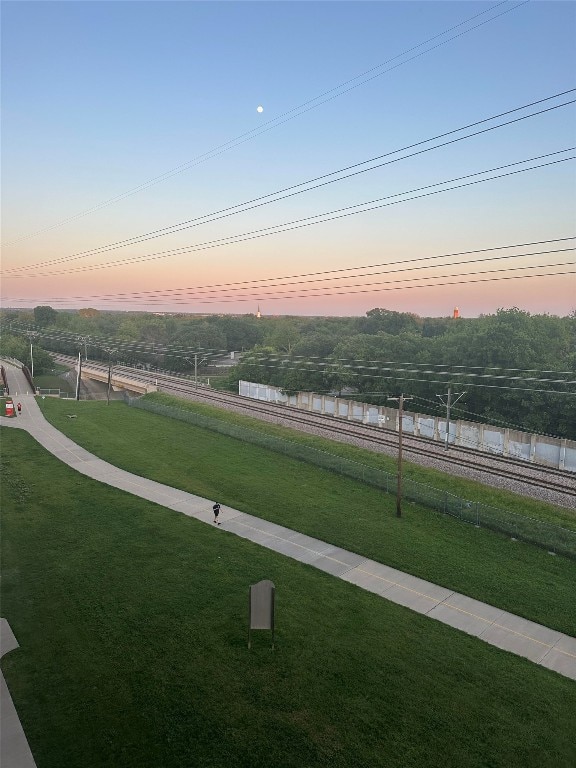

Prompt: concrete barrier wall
xmin=238 ymin=381 xmax=576 ymax=473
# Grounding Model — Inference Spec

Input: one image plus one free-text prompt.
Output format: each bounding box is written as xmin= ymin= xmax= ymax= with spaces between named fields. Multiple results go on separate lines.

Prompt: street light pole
xmin=27 ymin=332 xmax=38 ymax=378
xmin=79 ymin=335 xmax=89 ymax=361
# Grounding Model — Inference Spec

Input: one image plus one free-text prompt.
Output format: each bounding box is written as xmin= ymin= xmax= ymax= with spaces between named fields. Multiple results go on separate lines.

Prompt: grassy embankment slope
xmin=36 ymin=395 xmax=576 ymax=636
xmin=1 ymin=426 xmax=575 ymax=768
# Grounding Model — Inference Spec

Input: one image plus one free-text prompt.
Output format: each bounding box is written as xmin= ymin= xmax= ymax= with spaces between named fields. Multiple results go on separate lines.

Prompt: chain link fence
xmin=129 ymin=397 xmax=576 ymax=560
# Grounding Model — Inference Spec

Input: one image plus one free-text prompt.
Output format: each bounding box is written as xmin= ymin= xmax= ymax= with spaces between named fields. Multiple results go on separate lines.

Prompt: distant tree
xmin=359 ymin=308 xmax=421 ymax=335
xmin=78 ymin=308 xmax=99 ymax=318
xmin=263 ymin=319 xmax=303 ymax=353
xmin=209 ymin=315 xmax=264 ymax=350
xmin=0 ymin=334 xmax=52 ymax=373
xmin=221 ymin=345 xmax=279 ymax=391
xmin=172 ymin=321 xmax=227 ymax=352
xmin=421 ymin=316 xmax=452 ymax=338
xmin=292 ymin=331 xmax=339 ymax=358
xmin=34 ymin=305 xmax=58 ymax=326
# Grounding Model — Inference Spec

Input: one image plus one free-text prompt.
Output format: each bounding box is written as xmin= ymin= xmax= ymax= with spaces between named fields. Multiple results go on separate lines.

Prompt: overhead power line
xmin=239 ymin=349 xmax=575 ymax=384
xmin=145 ymin=259 xmax=576 ymax=303
xmin=47 ymin=249 xmax=576 ymax=303
xmin=9 ymin=256 xmax=572 ymax=306
xmin=4 ymin=88 xmax=573 ymax=276
xmin=6 ymin=323 xmax=573 ymax=393
xmin=4 ymin=149 xmax=574 ymax=282
xmin=2 ymin=0 xmax=526 ymax=248
xmin=5 ymin=236 xmax=572 ymax=305
xmin=203 ymin=349 xmax=576 ymax=379
xmin=4 ymin=241 xmax=572 ymax=304
xmin=240 ymin=354 xmax=575 ymax=385
xmin=4 ymin=270 xmax=575 ymax=309
xmin=6 ymin=323 xmax=573 ymax=380
xmin=229 ymin=360 xmax=576 ymax=396
xmin=418 ymin=398 xmax=565 ymax=439
xmin=4 ymin=326 xmax=228 ymax=358
xmin=194 ymin=271 xmax=574 ymax=306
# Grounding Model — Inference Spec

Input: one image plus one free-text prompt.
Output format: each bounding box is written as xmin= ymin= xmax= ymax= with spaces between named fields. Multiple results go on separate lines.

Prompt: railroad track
xmin=157 ymin=379 xmax=576 ymax=497
xmin=51 ymin=355 xmax=576 ymax=502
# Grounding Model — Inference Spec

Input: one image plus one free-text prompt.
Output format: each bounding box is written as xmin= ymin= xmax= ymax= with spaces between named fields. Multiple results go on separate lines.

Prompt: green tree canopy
xmin=34 ymin=305 xmax=58 ymax=326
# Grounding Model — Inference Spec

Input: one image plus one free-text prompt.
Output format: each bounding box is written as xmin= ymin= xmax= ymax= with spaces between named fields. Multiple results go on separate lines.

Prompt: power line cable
xmin=240 ymin=352 xmax=575 ymax=385
xmin=7 ymin=324 xmax=574 ymax=396
xmin=10 ymin=327 xmax=573 ymax=394
xmin=5 ymin=88 xmax=573 ymax=275
xmin=64 ymin=249 xmax=576 ymax=302
xmin=7 ymin=323 xmax=573 ymax=381
xmin=413 ymin=395 xmax=564 ymax=438
xmin=5 ymin=237 xmax=573 ymax=303
xmin=2 ymin=0 xmax=526 ymax=247
xmin=4 ymin=149 xmax=574 ymax=282
xmin=7 ymin=244 xmax=572 ymax=305
xmin=220 ymin=358 xmax=576 ymax=396
xmin=22 ymin=257 xmax=572 ymax=306
xmin=240 ymin=358 xmax=576 ymax=385
xmin=5 ymin=270 xmax=575 ymax=308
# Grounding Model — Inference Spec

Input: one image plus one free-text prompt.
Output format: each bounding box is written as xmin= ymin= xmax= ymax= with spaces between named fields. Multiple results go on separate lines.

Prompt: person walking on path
xmin=212 ymin=502 xmax=221 ymax=525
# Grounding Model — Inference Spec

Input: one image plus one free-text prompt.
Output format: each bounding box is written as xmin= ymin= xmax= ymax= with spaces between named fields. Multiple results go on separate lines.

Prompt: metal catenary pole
xmin=436 ymin=387 xmax=466 ymax=450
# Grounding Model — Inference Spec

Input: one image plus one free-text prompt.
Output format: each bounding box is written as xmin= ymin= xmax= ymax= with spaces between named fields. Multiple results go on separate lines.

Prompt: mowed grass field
xmin=36 ymin=396 xmax=576 ymax=636
xmin=1 ymin=427 xmax=576 ymax=768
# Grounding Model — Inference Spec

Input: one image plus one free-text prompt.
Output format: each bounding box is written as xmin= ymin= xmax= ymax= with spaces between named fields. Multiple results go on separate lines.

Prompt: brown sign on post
xmin=248 ymin=580 xmax=275 ymax=649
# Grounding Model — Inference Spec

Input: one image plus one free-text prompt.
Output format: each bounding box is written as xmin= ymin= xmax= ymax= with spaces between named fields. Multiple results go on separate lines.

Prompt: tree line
xmin=1 ymin=305 xmax=574 ymax=440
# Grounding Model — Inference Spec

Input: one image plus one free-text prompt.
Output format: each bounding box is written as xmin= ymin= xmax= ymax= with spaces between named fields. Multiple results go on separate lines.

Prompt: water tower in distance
xmin=453 ymin=307 xmax=460 ymax=319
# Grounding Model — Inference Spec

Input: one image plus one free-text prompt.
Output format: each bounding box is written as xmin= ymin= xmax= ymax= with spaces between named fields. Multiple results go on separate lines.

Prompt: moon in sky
xmin=257 ymin=105 xmax=263 ymax=113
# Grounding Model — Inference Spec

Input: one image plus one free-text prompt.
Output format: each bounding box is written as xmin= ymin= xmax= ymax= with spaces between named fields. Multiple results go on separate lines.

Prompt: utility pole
xmin=387 ymin=393 xmax=413 ymax=518
xmin=436 ymin=387 xmax=465 ymax=450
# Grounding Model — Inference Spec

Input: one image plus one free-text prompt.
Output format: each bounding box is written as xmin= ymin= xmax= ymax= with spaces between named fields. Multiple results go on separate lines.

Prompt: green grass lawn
xmin=34 ymin=372 xmax=75 ymax=394
xmin=2 ymin=428 xmax=575 ymax=768
xmin=36 ymin=397 xmax=576 ymax=636
xmin=145 ymin=392 xmax=576 ymax=527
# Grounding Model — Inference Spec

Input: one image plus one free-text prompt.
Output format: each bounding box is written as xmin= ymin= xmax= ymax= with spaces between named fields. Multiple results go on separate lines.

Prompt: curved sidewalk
xmin=2 ymin=365 xmax=575 ymax=685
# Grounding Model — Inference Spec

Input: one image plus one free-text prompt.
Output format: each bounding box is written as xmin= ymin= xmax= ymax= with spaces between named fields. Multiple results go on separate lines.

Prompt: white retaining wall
xmin=238 ymin=380 xmax=576 ymax=473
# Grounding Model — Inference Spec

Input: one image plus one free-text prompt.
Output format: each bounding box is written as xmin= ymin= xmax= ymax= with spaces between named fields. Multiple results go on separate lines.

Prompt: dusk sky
xmin=2 ymin=0 xmax=575 ymax=317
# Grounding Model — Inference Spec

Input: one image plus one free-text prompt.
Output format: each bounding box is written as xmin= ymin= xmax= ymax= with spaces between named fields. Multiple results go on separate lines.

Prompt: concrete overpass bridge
xmin=77 ymin=363 xmax=158 ymax=396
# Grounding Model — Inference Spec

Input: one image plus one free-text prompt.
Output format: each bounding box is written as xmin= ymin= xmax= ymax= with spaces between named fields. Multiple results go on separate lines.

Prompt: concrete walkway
xmin=2 ymin=362 xmax=576 ymax=695
xmin=0 ymin=620 xmax=37 ymax=768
